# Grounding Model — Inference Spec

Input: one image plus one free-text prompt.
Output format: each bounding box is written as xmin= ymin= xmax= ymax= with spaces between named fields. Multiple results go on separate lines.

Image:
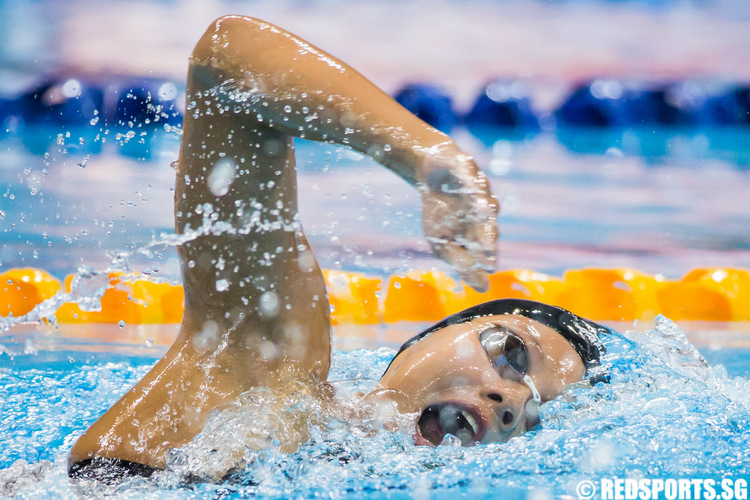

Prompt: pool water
xmin=3 ymin=70 xmax=750 ymax=500
xmin=3 ymin=125 xmax=750 ymax=283
xmin=1 ymin=319 xmax=749 ymax=498
xmin=3 ymin=76 xmax=750 ymax=500
xmin=3 ymin=0 xmax=750 ymax=497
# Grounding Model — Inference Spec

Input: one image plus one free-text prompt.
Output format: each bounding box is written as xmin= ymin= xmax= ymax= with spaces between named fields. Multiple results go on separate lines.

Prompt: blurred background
xmin=1 ymin=0 xmax=750 ymax=283
xmin=3 ymin=0 xmax=750 ymax=94
xmin=3 ymin=4 xmax=750 ymax=495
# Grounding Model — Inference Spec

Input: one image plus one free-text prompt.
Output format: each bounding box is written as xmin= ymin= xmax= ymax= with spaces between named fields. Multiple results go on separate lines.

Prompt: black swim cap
xmin=386 ymin=298 xmax=609 ymax=374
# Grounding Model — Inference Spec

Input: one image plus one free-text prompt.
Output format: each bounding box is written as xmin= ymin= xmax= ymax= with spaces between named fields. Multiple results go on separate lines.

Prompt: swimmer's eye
xmin=478 ymin=326 xmax=530 ymax=381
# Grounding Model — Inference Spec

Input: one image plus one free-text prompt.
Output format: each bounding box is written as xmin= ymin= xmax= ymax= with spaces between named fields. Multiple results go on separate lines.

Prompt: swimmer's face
xmin=370 ymin=315 xmax=585 ymax=446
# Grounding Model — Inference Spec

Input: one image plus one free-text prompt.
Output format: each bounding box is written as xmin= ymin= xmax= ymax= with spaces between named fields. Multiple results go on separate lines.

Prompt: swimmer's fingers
xmin=428 ymin=238 xmax=492 ymax=292
xmin=421 ymin=175 xmax=499 ymax=292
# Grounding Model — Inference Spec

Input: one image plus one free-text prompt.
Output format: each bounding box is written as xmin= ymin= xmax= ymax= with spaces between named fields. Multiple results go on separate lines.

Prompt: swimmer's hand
xmin=418 ymin=153 xmax=499 ymax=293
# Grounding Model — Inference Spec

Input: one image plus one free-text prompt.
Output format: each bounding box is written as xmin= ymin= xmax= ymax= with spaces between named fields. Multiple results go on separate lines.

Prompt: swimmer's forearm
xmin=190 ymin=15 xmax=455 ymax=186
xmin=189 ymin=15 xmax=498 ymax=291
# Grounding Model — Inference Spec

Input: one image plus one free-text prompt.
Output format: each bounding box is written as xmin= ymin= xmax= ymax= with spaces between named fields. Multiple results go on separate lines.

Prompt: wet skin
xmin=68 ymin=15 xmax=498 ymax=471
xmin=373 ymin=315 xmax=586 ymax=446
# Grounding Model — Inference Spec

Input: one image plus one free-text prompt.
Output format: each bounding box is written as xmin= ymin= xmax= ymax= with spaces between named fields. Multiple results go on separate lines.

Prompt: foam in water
xmin=1 ymin=318 xmax=749 ymax=498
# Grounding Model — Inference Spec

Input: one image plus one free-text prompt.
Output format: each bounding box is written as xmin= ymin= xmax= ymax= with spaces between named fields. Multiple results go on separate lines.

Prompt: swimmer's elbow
xmin=191 ymin=15 xmax=268 ymax=65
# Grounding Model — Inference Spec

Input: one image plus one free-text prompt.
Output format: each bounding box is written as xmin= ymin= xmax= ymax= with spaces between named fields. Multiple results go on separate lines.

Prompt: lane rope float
xmin=2 ymin=267 xmax=749 ymax=325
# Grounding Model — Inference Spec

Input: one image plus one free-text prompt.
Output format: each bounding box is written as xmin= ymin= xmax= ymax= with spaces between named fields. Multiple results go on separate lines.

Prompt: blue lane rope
xmin=0 ymin=74 xmax=748 ymax=162
xmin=0 ymin=76 xmax=183 ymax=130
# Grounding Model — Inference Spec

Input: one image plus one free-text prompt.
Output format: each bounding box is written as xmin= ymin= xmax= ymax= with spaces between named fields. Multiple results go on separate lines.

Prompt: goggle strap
xmin=523 ymin=374 xmax=542 ymax=404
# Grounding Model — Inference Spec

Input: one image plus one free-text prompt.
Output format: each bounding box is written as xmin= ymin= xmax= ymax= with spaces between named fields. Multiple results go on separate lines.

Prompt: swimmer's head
xmin=369 ymin=299 xmax=608 ymax=447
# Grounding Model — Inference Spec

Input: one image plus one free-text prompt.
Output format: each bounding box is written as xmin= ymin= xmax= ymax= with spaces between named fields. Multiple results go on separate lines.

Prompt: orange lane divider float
xmin=1 ymin=269 xmax=61 ymax=318
xmin=54 ymin=273 xmax=185 ymax=324
xmin=2 ymin=267 xmax=750 ymax=325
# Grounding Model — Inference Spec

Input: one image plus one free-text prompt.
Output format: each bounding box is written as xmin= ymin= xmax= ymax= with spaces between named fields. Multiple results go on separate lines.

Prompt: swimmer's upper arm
xmin=189 ymin=15 xmax=498 ymax=291
xmin=189 ymin=15 xmax=448 ymax=186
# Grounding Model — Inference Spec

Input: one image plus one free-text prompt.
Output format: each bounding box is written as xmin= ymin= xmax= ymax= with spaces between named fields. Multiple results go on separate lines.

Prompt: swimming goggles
xmin=478 ymin=326 xmax=542 ymax=406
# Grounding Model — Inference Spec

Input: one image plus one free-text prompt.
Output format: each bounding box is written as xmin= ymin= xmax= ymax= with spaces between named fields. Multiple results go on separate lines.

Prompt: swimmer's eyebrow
xmin=515 ymin=322 xmax=543 ymax=353
xmin=482 ymin=321 xmax=542 ymax=353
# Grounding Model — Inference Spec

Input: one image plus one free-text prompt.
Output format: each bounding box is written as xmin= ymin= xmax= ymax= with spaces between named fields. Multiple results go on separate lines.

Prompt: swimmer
xmin=67 ymin=15 xmax=606 ymax=479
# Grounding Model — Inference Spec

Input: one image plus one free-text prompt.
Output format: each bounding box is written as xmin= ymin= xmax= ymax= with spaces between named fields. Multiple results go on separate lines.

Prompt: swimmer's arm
xmin=191 ymin=15 xmax=498 ymax=291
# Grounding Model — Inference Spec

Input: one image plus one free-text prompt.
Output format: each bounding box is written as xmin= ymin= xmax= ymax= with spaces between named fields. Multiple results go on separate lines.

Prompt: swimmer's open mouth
xmin=415 ymin=402 xmax=486 ymax=446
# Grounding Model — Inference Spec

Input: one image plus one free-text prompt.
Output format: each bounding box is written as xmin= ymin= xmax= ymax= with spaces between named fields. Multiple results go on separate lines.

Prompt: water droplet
xmin=259 ymin=340 xmax=277 ymax=361
xmin=158 ymin=82 xmax=178 ymax=100
xmin=298 ymin=249 xmax=316 ymax=273
xmin=208 ymin=158 xmax=237 ymax=197
xmin=24 ymin=339 xmax=37 ymax=355
xmin=259 ymin=291 xmax=280 ymax=318
xmin=215 ymin=278 xmax=230 ymax=292
xmin=193 ymin=320 xmax=219 ymax=351
xmin=61 ymin=79 xmax=82 ymax=98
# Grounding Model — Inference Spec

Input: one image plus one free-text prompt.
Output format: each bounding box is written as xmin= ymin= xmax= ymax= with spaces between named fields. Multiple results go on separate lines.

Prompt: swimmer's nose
xmin=483 ymin=391 xmax=527 ymax=440
xmin=498 ymin=406 xmax=516 ymax=430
